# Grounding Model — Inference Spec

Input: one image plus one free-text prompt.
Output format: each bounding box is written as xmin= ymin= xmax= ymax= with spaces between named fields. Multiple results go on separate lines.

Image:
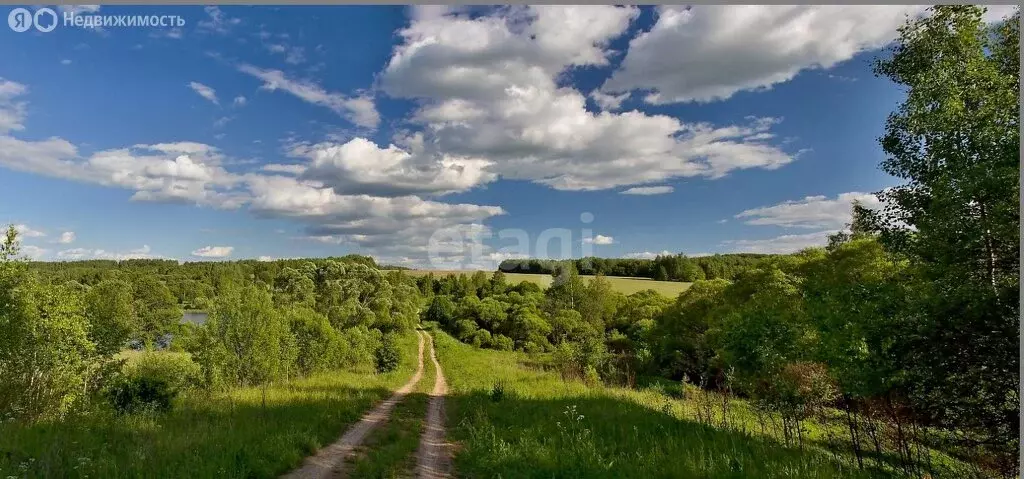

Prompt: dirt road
xmin=415 ymin=332 xmax=451 ymax=478
xmin=281 ymin=331 xmax=426 ymax=479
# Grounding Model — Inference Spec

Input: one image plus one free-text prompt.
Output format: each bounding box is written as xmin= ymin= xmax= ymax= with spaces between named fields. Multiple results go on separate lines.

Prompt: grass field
xmin=0 ymin=333 xmax=422 ymax=479
xmin=428 ymin=327 xmax=969 ymax=479
xmin=404 ymin=270 xmax=692 ymax=297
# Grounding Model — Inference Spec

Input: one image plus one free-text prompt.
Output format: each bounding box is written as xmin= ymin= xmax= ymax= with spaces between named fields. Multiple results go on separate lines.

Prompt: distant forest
xmin=498 ymin=254 xmax=776 ymax=282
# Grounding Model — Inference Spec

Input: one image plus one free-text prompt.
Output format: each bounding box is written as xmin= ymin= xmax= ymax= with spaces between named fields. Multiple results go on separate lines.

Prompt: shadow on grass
xmin=0 ymin=385 xmax=395 ymax=479
xmin=446 ymin=390 xmax=897 ymax=479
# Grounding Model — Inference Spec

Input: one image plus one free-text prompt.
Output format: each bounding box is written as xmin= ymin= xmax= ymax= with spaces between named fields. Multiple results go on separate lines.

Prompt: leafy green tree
xmin=873 ymin=6 xmax=1020 ymax=470
xmin=84 ymin=279 xmax=137 ymax=356
xmin=131 ymin=275 xmax=182 ymax=345
xmin=207 ymin=285 xmax=297 ymax=388
xmin=424 ymin=295 xmax=456 ymax=329
xmin=0 ymin=226 xmax=98 ymax=421
xmin=285 ymin=306 xmax=345 ymax=375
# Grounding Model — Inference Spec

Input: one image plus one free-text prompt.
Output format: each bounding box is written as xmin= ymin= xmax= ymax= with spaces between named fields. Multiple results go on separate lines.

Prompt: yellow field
xmin=403 ymin=270 xmax=691 ymax=297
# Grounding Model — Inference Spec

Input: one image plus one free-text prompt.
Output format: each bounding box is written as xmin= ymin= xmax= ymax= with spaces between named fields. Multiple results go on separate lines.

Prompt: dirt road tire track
xmin=281 ymin=331 xmax=426 ymax=479
xmin=415 ymin=332 xmax=451 ymax=479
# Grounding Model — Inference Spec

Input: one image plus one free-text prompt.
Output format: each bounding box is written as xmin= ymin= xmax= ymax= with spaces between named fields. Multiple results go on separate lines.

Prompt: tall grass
xmin=430 ymin=329 xmax=968 ymax=478
xmin=0 ymin=333 xmax=421 ymax=479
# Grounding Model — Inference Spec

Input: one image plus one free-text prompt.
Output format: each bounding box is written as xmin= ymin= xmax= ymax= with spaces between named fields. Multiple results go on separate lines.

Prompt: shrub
xmin=107 ymin=351 xmax=200 ymax=413
xmin=374 ymin=333 xmax=401 ymax=373
xmin=106 ymin=375 xmax=175 ymax=414
xmin=489 ymin=334 xmax=514 ymax=351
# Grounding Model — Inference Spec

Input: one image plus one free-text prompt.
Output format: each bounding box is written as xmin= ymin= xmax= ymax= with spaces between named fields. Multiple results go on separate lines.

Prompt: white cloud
xmin=238 ymin=64 xmax=379 ymax=129
xmin=590 ymin=90 xmax=630 ymax=111
xmin=57 ymin=231 xmax=75 ymax=244
xmin=57 ymin=244 xmax=163 ymax=261
xmin=621 ymin=185 xmax=673 ymax=195
xmin=13 ymin=224 xmax=45 ymax=238
xmin=188 ymin=82 xmax=219 ymax=105
xmin=623 ymin=250 xmax=673 ymax=260
xmin=60 ymin=59 xmax=72 ymax=66
xmin=198 ymin=6 xmax=241 ymax=35
xmin=191 ymin=245 xmax=234 ymax=258
xmin=602 ymin=5 xmax=929 ymax=104
xmin=256 ymin=255 xmax=274 ymax=261
xmin=20 ymin=245 xmax=47 ymax=260
xmin=0 ymin=78 xmax=28 ymax=134
xmin=296 ymin=136 xmax=495 ymax=196
xmin=261 ymin=163 xmax=306 ymax=175
xmin=233 ymin=95 xmax=247 ymax=106
xmin=379 ymin=6 xmax=798 ymax=191
xmin=58 ymin=5 xmax=100 ymax=15
xmin=983 ymin=5 xmax=1019 ymax=24
xmin=584 ymin=234 xmax=615 ymax=245
xmin=722 ymin=230 xmax=837 ymax=254
xmin=265 ymin=43 xmax=306 ymax=64
xmin=734 ymin=192 xmax=881 ymax=229
xmin=0 ymin=83 xmax=244 ymax=212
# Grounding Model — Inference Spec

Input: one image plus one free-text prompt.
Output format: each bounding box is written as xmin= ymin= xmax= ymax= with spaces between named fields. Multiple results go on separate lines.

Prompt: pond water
xmin=181 ymin=311 xmax=209 ymax=325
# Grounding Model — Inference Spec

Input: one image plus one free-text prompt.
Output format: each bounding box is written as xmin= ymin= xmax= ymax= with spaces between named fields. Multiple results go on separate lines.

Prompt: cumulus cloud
xmin=722 ymin=230 xmax=838 ymax=254
xmin=13 ymin=224 xmax=45 ymax=238
xmin=0 ymin=79 xmax=508 ymax=267
xmin=57 ymin=231 xmax=75 ymax=244
xmin=57 ymin=244 xmax=163 ymax=261
xmin=622 ymin=250 xmax=673 ymax=260
xmin=734 ymin=192 xmax=881 ymax=229
xmin=379 ymin=6 xmax=798 ymax=191
xmin=621 ymin=185 xmax=673 ymax=195
xmin=188 ymin=82 xmax=219 ymax=105
xmin=584 ymin=234 xmax=615 ymax=245
xmin=198 ymin=6 xmax=241 ymax=35
xmin=20 ymin=245 xmax=47 ymax=260
xmin=238 ymin=64 xmax=379 ymax=128
xmin=295 ymin=136 xmax=495 ymax=196
xmin=0 ymin=94 xmax=245 ymax=211
xmin=192 ymin=245 xmax=234 ymax=258
xmin=602 ymin=6 xmax=929 ymax=104
xmin=0 ymin=78 xmax=28 ymax=133
xmin=233 ymin=95 xmax=247 ymax=107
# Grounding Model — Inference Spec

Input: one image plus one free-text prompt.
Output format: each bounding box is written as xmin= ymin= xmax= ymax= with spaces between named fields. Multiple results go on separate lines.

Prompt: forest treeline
xmin=498 ymin=253 xmax=774 ymax=282
xmin=0 ymin=6 xmax=1017 ymax=479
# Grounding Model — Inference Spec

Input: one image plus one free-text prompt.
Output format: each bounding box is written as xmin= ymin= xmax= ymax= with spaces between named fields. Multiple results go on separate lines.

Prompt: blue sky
xmin=0 ymin=5 xmax=1015 ymax=267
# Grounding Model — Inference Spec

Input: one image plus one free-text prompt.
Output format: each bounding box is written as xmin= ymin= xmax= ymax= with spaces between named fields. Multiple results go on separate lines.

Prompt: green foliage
xmin=106 ymin=351 xmax=201 ymax=414
xmin=206 ymin=285 xmax=297 ymax=387
xmin=374 ymin=333 xmax=401 ymax=373
xmin=871 ymin=6 xmax=1020 ymax=473
xmin=131 ymin=275 xmax=182 ymax=345
xmin=0 ymin=232 xmax=98 ymax=421
xmin=85 ymin=279 xmax=137 ymax=356
xmin=284 ymin=306 xmax=346 ymax=375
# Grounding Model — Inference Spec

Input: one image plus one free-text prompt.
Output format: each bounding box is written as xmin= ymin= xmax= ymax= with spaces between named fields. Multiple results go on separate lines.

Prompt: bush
xmin=106 ymin=375 xmax=176 ymax=414
xmin=489 ymin=334 xmax=514 ymax=351
xmin=374 ymin=333 xmax=401 ymax=373
xmin=106 ymin=351 xmax=200 ymax=413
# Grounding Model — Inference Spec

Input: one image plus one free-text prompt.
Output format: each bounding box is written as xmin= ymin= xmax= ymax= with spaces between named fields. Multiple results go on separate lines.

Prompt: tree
xmin=131 ymin=275 xmax=182 ymax=346
xmin=84 ymin=279 xmax=137 ymax=356
xmin=207 ymin=285 xmax=296 ymax=389
xmin=0 ymin=226 xmax=98 ymax=421
xmin=873 ymin=6 xmax=1019 ymax=472
xmin=424 ymin=295 xmax=456 ymax=329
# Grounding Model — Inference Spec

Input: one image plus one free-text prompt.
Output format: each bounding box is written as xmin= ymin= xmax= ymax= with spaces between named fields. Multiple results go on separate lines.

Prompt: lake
xmin=181 ymin=311 xmax=209 ymax=325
